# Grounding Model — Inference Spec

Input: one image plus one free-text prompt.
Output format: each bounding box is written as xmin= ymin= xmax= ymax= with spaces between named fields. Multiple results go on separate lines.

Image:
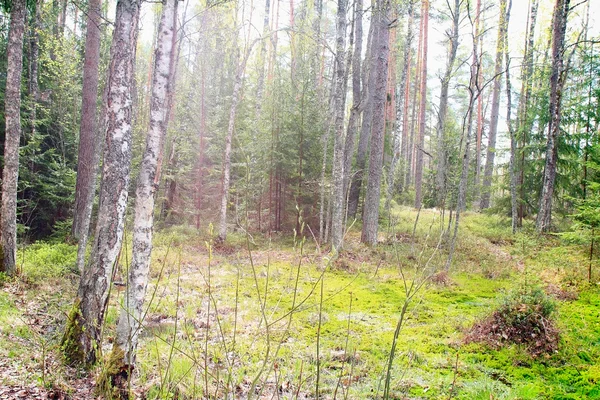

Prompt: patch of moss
xmin=61 ymin=299 xmax=85 ymax=366
xmin=97 ymin=345 xmax=129 ymax=399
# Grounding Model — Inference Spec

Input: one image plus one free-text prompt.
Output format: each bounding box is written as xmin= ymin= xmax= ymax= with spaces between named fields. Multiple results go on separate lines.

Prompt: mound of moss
xmin=466 ymin=285 xmax=560 ymax=357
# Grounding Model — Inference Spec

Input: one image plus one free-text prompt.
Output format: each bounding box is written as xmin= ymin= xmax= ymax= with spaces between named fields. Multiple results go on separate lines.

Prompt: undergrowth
xmin=1 ymin=209 xmax=599 ymax=399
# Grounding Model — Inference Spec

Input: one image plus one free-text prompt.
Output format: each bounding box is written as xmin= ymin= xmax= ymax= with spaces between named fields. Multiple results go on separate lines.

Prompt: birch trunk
xmin=330 ymin=0 xmax=348 ymax=251
xmin=361 ymin=0 xmax=390 ymax=245
xmin=536 ymin=0 xmax=570 ymax=232
xmin=62 ymin=0 xmax=140 ymax=366
xmin=0 ymin=0 xmax=26 ymax=276
xmin=73 ymin=0 xmax=103 ymax=272
xmin=113 ymin=0 xmax=177 ymax=370
xmin=218 ymin=41 xmax=259 ymax=242
xmin=480 ymin=0 xmax=507 ymax=209
xmin=342 ymin=0 xmax=362 ymax=218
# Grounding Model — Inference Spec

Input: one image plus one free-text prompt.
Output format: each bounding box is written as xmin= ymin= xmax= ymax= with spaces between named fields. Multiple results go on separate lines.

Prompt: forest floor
xmin=1 ymin=207 xmax=599 ymax=399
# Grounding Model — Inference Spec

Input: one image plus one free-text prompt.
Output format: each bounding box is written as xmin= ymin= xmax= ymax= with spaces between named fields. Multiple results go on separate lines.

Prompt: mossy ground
xmin=1 ymin=207 xmax=598 ymax=399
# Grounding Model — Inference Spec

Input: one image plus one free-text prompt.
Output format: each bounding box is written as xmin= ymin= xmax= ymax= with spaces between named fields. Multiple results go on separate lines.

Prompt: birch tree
xmin=480 ymin=0 xmax=508 ymax=209
xmin=1 ymin=0 xmax=26 ymax=276
xmin=330 ymin=0 xmax=348 ymax=251
xmin=62 ymin=0 xmax=141 ymax=366
xmin=112 ymin=0 xmax=178 ymax=374
xmin=536 ymin=0 xmax=571 ymax=232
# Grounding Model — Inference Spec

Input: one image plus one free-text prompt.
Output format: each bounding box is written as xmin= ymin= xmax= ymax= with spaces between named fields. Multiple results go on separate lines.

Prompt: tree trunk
xmin=218 ymin=40 xmax=259 ymax=242
xmin=330 ymin=0 xmax=348 ymax=252
xmin=536 ymin=0 xmax=570 ymax=232
xmin=445 ymin=4 xmax=483 ymax=270
xmin=361 ymin=0 xmax=390 ymax=245
xmin=62 ymin=0 xmax=140 ymax=367
xmin=473 ymin=0 xmax=483 ymax=199
xmin=73 ymin=0 xmax=103 ymax=272
xmin=347 ymin=20 xmax=375 ymax=219
xmin=504 ymin=0 xmax=517 ymax=233
xmin=0 ymin=0 xmax=26 ymax=276
xmin=113 ymin=0 xmax=177 ymax=372
xmin=28 ymin=0 xmax=40 ymax=138
xmin=480 ymin=0 xmax=508 ymax=209
xmin=387 ymin=1 xmax=413 ymax=206
xmin=255 ymin=0 xmax=271 ymax=113
xmin=414 ymin=0 xmax=429 ymax=209
xmin=342 ymin=0 xmax=362 ymax=219
xmin=434 ymin=0 xmax=460 ymax=208
xmin=516 ymin=0 xmax=538 ymax=225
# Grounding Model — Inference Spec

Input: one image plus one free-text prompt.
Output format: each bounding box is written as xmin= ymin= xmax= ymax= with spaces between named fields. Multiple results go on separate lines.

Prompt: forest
xmin=0 ymin=0 xmax=599 ymax=397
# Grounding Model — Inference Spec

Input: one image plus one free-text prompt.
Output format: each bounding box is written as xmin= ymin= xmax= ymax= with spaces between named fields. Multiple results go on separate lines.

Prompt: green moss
xmin=60 ymin=299 xmax=85 ymax=366
xmin=96 ymin=345 xmax=128 ymax=399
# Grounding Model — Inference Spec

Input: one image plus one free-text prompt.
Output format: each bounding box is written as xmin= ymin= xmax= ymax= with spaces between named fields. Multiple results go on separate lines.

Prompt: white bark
xmin=0 ymin=0 xmax=26 ymax=275
xmin=73 ymin=0 xmax=140 ymax=366
xmin=330 ymin=0 xmax=348 ymax=252
xmin=115 ymin=0 xmax=177 ymax=366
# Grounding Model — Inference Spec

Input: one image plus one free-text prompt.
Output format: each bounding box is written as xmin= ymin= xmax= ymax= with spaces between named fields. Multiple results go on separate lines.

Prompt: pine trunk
xmin=0 ymin=0 xmax=26 ymax=276
xmin=361 ymin=0 xmax=390 ymax=245
xmin=414 ymin=0 xmax=429 ymax=209
xmin=73 ymin=0 xmax=103 ymax=272
xmin=342 ymin=0 xmax=362 ymax=219
xmin=504 ymin=0 xmax=517 ymax=233
xmin=347 ymin=20 xmax=375 ymax=219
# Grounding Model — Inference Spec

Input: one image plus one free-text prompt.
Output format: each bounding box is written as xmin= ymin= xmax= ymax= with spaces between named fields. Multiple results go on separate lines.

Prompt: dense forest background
xmin=0 ymin=0 xmax=597 ymax=248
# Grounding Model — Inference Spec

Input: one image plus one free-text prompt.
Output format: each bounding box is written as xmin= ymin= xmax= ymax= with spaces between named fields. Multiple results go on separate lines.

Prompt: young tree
xmin=480 ymin=0 xmax=508 ymax=209
xmin=536 ymin=0 xmax=571 ymax=232
xmin=1 ymin=0 xmax=27 ymax=276
xmin=217 ymin=38 xmax=259 ymax=242
xmin=112 ymin=0 xmax=178 ymax=373
xmin=361 ymin=0 xmax=390 ymax=245
xmin=72 ymin=0 xmax=103 ymax=272
xmin=62 ymin=0 xmax=141 ymax=366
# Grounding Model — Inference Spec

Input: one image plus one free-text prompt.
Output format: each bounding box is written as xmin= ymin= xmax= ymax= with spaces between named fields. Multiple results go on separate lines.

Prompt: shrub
xmin=20 ymin=242 xmax=77 ymax=283
xmin=466 ymin=285 xmax=559 ymax=357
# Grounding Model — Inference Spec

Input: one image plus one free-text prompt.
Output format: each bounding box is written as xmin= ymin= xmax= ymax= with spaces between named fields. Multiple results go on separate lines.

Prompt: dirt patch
xmin=545 ymin=284 xmax=578 ymax=301
xmin=430 ymin=271 xmax=454 ymax=287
